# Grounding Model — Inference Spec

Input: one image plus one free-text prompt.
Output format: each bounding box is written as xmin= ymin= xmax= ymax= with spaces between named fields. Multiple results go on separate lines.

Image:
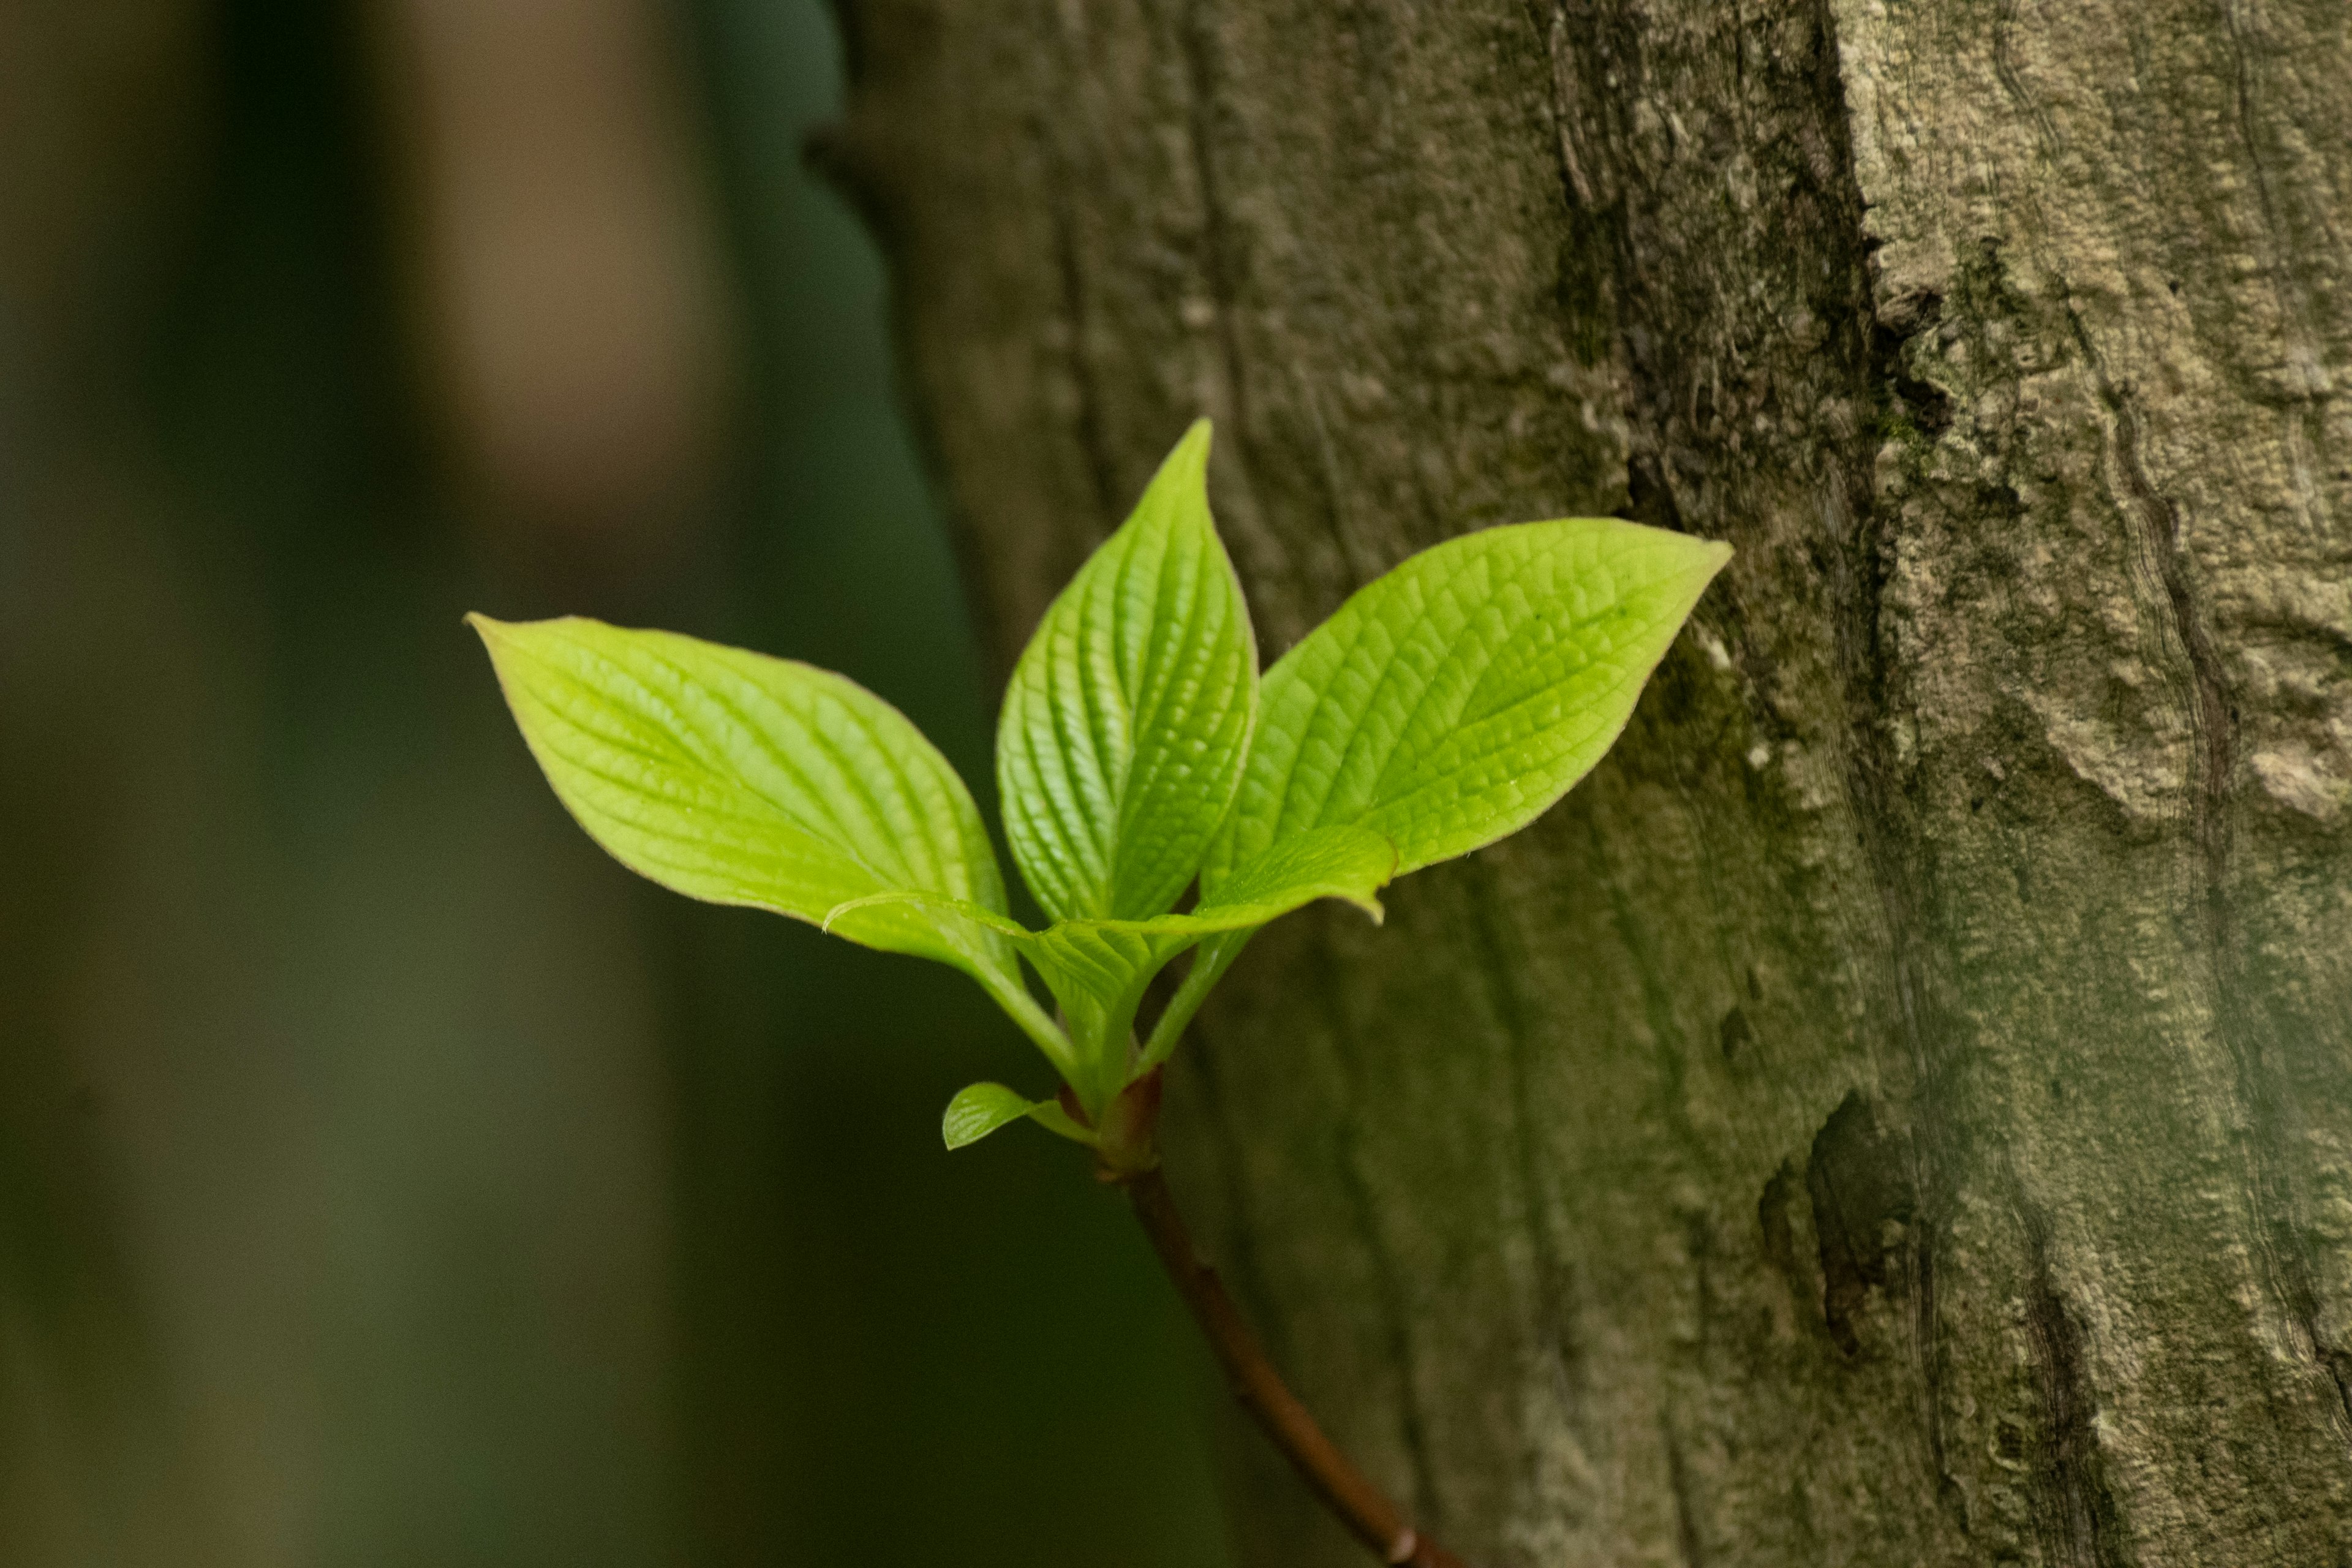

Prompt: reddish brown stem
xmin=1124 ymin=1166 xmax=1468 ymax=1568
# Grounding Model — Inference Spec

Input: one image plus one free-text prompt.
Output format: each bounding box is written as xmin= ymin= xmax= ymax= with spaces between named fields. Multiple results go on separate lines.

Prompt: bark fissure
xmin=1793 ymin=11 xmax=1990 ymax=1545
xmin=2021 ymin=1206 xmax=2133 ymax=1568
xmin=1804 ymin=1092 xmax=1915 ymax=1359
xmin=1990 ymin=0 xmax=2067 ymax=160
xmin=1526 ymin=0 xmax=1601 ymax=212
xmin=1836 ymin=400 xmax=1983 ymax=1562
xmin=1909 ymin=1228 xmax=1969 ymax=1534
xmin=2060 ymin=304 xmax=2238 ymax=856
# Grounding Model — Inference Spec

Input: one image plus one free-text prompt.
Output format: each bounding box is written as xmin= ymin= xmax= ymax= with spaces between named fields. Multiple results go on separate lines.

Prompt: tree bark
xmin=827 ymin=2 xmax=2352 ymax=1562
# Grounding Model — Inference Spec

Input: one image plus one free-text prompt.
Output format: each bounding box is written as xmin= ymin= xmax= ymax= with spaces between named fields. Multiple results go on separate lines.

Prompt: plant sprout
xmin=472 ymin=421 xmax=1729 ymax=1566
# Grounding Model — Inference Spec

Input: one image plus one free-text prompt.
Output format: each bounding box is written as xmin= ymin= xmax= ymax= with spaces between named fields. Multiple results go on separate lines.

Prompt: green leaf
xmin=817 ymin=816 xmax=1397 ymax=1113
xmin=942 ymin=1083 xmax=1033 ymax=1148
xmin=842 ymin=826 xmax=1395 ymax=1112
xmin=812 ymin=883 xmax=1148 ymax=1111
xmin=941 ymin=1082 xmax=1092 ymax=1150
xmin=471 ymin=614 xmax=1070 ymax=1071
xmin=997 ymin=420 xmax=1257 ymax=923
xmin=1207 ymin=518 xmax=1730 ymax=887
xmin=1149 ymin=519 xmax=1730 ymax=1061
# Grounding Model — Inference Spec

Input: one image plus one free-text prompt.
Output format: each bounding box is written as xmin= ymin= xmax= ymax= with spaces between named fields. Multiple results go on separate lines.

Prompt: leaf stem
xmin=1121 ymin=1166 xmax=1468 ymax=1567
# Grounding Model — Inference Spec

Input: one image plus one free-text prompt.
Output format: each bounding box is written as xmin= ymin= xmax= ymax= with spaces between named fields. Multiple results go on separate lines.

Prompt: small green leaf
xmin=1149 ymin=519 xmax=1730 ymax=1061
xmin=941 ymin=1082 xmax=1092 ymax=1150
xmin=943 ymin=1083 xmax=1034 ymax=1148
xmin=808 ymin=883 xmax=1152 ymax=1112
xmin=997 ymin=420 xmax=1257 ymax=923
xmin=471 ymin=614 xmax=1069 ymax=1071
xmin=1016 ymin=823 xmax=1399 ymax=1102
xmin=1012 ymin=924 xmax=1174 ymax=1112
xmin=810 ymin=886 xmax=1131 ymax=1113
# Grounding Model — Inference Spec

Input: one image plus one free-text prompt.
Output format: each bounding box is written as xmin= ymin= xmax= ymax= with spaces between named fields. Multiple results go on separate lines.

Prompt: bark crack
xmin=1836 ymin=436 xmax=1972 ymax=1547
xmin=1528 ymin=0 xmax=1981 ymax=1528
xmin=1523 ymin=0 xmax=1600 ymax=212
xmin=1989 ymin=0 xmax=2066 ymax=159
xmin=2021 ymin=1205 xmax=2133 ymax=1568
xmin=2056 ymin=304 xmax=2237 ymax=864
xmin=1802 ymin=0 xmax=1979 ymax=1537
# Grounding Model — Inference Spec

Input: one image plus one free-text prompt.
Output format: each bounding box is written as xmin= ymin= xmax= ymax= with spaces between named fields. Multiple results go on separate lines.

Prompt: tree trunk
xmin=826 ymin=2 xmax=2352 ymax=1562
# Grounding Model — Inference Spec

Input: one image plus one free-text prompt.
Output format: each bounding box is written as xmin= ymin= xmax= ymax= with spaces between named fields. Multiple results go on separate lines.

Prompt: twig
xmin=1123 ymin=1166 xmax=1468 ymax=1568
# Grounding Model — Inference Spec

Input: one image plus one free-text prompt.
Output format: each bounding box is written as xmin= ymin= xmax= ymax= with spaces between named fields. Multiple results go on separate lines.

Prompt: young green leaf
xmin=997 ymin=420 xmax=1257 ymax=923
xmin=1145 ymin=519 xmax=1731 ymax=1061
xmin=941 ymin=1082 xmax=1092 ymax=1150
xmin=1013 ymin=823 xmax=1399 ymax=1104
xmin=471 ymin=615 xmax=1069 ymax=1070
xmin=829 ymin=825 xmax=1394 ymax=1111
xmin=816 ymin=886 xmax=1148 ymax=1110
xmin=1208 ymin=518 xmax=1730 ymax=883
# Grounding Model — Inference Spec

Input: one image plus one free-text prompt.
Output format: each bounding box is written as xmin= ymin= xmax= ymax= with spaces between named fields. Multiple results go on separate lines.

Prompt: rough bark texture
xmin=827 ymin=2 xmax=2352 ymax=1562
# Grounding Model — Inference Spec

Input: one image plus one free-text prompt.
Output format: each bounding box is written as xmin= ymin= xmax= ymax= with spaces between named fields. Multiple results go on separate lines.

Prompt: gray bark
xmin=827 ymin=1 xmax=2352 ymax=1562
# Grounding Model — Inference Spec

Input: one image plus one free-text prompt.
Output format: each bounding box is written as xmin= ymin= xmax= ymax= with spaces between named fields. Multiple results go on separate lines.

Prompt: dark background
xmin=0 ymin=1 xmax=1230 ymax=1563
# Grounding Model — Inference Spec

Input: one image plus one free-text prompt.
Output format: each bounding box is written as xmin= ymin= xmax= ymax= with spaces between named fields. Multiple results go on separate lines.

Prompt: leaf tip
xmin=467 ymin=613 xmax=535 ymax=707
xmin=1156 ymin=417 xmax=1215 ymax=503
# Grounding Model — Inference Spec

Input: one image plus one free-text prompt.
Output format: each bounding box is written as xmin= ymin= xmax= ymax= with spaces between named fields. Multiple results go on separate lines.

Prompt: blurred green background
xmin=0 ymin=1 xmax=1231 ymax=1563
